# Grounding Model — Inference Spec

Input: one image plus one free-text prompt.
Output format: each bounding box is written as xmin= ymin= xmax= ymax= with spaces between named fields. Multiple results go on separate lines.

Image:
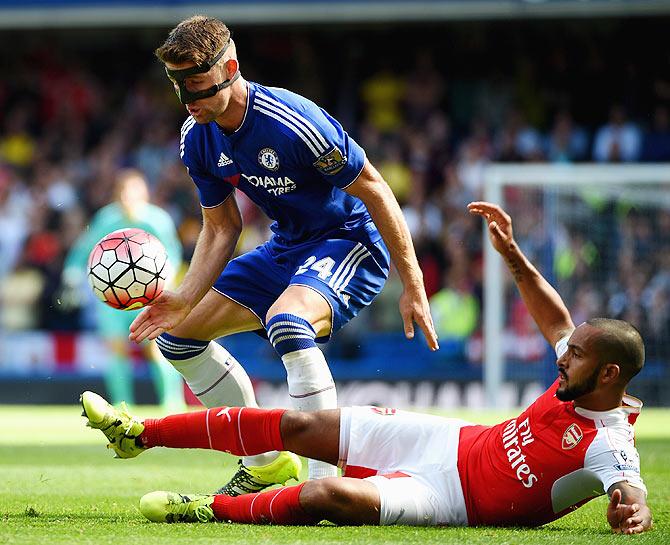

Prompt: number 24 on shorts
xmin=295 ymin=255 xmax=336 ymax=280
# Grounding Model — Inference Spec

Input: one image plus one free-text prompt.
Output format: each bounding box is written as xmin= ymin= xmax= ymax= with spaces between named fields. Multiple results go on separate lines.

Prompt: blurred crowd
xmin=1 ymin=19 xmax=669 ymax=367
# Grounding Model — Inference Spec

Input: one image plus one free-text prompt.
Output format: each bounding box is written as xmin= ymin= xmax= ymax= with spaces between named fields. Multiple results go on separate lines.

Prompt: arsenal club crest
xmin=562 ymin=423 xmax=583 ymax=450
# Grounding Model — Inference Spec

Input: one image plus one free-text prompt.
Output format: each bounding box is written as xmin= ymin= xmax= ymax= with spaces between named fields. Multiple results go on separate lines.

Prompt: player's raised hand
xmin=129 ymin=290 xmax=191 ymax=343
xmin=399 ymin=285 xmax=439 ymax=351
xmin=467 ymin=201 xmax=515 ymax=255
xmin=607 ymin=488 xmax=653 ymax=534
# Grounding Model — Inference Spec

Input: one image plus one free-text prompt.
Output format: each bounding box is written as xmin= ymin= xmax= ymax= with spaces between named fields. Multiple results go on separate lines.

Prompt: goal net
xmin=482 ymin=164 xmax=670 ymax=407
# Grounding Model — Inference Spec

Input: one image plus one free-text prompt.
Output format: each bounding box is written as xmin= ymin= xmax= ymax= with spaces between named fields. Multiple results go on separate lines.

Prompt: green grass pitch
xmin=0 ymin=405 xmax=668 ymax=545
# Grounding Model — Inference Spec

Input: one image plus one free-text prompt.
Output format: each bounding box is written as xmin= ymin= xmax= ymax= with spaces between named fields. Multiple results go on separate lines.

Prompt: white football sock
xmin=282 ymin=347 xmax=338 ymax=479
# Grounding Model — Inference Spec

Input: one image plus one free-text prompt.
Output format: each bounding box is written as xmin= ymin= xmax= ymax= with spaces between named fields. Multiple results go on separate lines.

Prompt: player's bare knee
xmin=300 ymin=478 xmax=379 ymax=525
xmin=299 ymin=478 xmax=346 ymax=513
xmin=280 ymin=410 xmax=313 ymax=440
xmin=281 ymin=409 xmax=338 ymax=438
xmin=265 ymin=307 xmax=309 ymax=328
xmin=265 ymin=286 xmax=330 ymax=333
xmin=264 ymin=304 xmax=283 ymax=325
xmin=265 ymin=297 xmax=297 ymax=324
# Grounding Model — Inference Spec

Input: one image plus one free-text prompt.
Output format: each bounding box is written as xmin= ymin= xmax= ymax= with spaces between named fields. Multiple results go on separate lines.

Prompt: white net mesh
xmin=483 ymin=165 xmax=670 ymax=406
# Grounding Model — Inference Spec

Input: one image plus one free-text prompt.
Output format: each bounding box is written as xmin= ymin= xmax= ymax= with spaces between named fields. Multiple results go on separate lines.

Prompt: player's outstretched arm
xmin=468 ymin=201 xmax=574 ymax=347
xmin=129 ymin=195 xmax=243 ymax=342
xmin=607 ymin=483 xmax=653 ymax=534
xmin=346 ymin=159 xmax=439 ymax=351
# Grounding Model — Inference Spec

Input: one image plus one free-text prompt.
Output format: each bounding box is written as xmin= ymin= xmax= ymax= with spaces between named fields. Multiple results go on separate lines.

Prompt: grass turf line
xmin=0 ymin=406 xmax=667 ymax=544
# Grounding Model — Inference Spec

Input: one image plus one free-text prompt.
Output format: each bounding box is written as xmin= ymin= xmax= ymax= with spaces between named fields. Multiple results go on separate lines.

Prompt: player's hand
xmin=607 ymin=488 xmax=653 ymax=534
xmin=467 ymin=201 xmax=515 ymax=255
xmin=399 ymin=285 xmax=439 ymax=351
xmin=129 ymin=290 xmax=191 ymax=343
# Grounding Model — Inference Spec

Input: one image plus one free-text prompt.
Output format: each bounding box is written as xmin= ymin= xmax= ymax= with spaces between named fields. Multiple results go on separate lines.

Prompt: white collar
xmin=574 ymin=394 xmax=642 ymax=424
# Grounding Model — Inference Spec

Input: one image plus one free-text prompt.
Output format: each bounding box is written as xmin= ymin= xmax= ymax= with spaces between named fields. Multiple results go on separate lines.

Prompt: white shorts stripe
xmin=334 ymin=249 xmax=371 ymax=295
xmin=255 ymin=92 xmax=329 ymax=150
xmin=255 ymin=97 xmax=327 ymax=155
xmin=331 ymin=246 xmax=370 ymax=293
xmin=328 ymin=243 xmax=365 ymax=289
xmin=253 ymin=105 xmax=321 ymax=157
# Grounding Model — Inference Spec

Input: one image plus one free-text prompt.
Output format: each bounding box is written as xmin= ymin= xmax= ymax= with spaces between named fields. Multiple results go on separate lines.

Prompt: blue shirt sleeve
xmin=186 ymin=164 xmax=234 ymax=208
xmin=291 ymin=104 xmax=366 ymax=189
xmin=180 ymin=119 xmax=234 ymax=208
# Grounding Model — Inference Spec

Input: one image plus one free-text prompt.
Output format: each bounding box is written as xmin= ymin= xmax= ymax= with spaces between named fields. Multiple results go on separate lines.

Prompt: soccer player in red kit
xmin=82 ymin=201 xmax=652 ymax=533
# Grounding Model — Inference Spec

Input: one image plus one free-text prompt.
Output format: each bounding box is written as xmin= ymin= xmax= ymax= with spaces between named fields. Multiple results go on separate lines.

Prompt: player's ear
xmin=601 ymin=363 xmax=620 ymax=385
xmin=223 ymin=58 xmax=238 ymax=79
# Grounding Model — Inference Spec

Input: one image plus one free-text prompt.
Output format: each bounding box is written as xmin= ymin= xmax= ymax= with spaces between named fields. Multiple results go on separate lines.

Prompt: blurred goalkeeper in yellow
xmin=62 ymin=169 xmax=185 ymax=410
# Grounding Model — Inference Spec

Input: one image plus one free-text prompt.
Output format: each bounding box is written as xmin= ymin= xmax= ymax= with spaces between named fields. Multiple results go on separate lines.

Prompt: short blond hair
xmin=155 ymin=15 xmax=231 ymax=65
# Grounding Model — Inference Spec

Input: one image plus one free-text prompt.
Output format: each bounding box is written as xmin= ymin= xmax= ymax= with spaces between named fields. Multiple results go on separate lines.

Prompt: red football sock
xmin=212 ymin=483 xmax=317 ymax=525
xmin=140 ymin=407 xmax=286 ymax=455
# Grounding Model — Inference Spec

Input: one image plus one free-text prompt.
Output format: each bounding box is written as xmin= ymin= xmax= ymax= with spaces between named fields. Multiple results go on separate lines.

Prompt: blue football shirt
xmin=180 ymin=81 xmax=375 ymax=244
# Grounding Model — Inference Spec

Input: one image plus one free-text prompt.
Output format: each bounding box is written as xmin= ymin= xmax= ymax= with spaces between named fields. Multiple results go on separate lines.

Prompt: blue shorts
xmin=213 ymin=228 xmax=390 ymax=341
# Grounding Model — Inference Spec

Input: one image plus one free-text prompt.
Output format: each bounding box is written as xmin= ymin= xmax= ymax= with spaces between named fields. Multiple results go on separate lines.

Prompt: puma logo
xmin=217 ymin=407 xmax=232 ymax=422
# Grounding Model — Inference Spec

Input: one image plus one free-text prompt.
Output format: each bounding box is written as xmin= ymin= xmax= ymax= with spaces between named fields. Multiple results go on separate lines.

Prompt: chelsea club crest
xmin=258 ymin=147 xmax=280 ymax=171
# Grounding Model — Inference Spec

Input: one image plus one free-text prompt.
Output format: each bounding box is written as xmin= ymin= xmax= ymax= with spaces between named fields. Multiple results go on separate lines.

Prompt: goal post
xmin=482 ymin=164 xmax=670 ymax=407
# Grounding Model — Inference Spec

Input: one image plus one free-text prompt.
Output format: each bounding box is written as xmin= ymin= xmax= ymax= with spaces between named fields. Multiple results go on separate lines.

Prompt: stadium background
xmin=1 ymin=0 xmax=670 ymax=408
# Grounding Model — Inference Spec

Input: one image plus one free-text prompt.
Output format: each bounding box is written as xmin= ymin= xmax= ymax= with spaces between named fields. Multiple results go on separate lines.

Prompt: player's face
xmin=165 ymin=61 xmax=232 ymax=123
xmin=119 ymin=177 xmax=148 ymax=206
xmin=118 ymin=176 xmax=149 ymax=217
xmin=556 ymin=324 xmax=605 ymax=402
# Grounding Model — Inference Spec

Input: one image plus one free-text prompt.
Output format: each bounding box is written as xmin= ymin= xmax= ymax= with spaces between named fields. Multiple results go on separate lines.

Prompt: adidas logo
xmin=218 ymin=152 xmax=233 ymax=167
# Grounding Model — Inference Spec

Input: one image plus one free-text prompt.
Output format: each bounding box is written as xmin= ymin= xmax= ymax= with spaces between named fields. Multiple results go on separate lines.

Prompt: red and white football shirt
xmin=457 ymin=337 xmax=646 ymax=526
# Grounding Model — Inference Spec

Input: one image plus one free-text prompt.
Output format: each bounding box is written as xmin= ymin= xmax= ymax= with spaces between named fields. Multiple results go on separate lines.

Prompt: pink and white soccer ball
xmin=87 ymin=228 xmax=168 ymax=310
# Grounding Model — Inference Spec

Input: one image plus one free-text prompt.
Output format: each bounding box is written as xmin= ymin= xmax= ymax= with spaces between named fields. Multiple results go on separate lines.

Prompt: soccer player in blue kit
xmin=129 ymin=15 xmax=438 ymax=494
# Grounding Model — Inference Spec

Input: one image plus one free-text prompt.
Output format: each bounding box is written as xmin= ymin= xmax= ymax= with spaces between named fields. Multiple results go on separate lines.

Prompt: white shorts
xmin=338 ymin=406 xmax=471 ymax=526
